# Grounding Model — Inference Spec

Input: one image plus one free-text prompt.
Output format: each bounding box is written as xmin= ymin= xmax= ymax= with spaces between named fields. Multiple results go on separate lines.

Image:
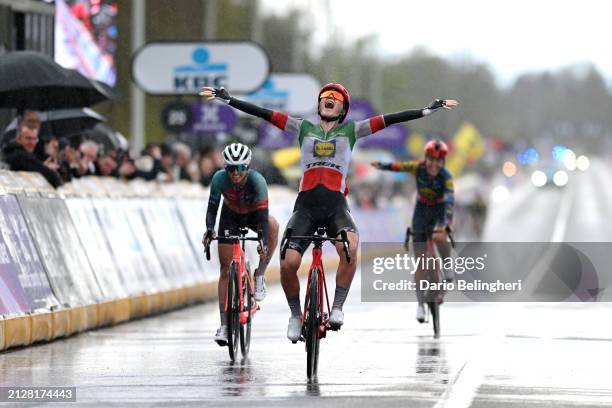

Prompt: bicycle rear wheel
xmin=227 ymin=262 xmax=240 ymax=361
xmin=240 ymin=270 xmax=253 ymax=356
xmin=305 ymin=269 xmax=320 ymax=379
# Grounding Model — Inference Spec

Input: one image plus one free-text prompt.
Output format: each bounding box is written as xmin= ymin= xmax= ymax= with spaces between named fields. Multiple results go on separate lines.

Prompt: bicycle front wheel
xmin=428 ymin=301 xmax=440 ymax=338
xmin=227 ymin=262 xmax=240 ymax=361
xmin=240 ymin=270 xmax=253 ymax=357
xmin=305 ymin=269 xmax=320 ymax=379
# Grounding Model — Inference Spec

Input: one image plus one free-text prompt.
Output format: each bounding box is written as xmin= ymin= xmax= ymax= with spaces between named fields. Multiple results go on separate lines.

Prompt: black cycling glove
xmin=422 ymin=99 xmax=446 ymax=116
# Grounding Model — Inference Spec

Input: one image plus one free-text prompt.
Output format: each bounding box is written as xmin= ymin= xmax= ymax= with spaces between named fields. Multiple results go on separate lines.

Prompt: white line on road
xmin=550 ymin=181 xmax=575 ymax=242
xmin=432 ymin=308 xmax=508 ymax=408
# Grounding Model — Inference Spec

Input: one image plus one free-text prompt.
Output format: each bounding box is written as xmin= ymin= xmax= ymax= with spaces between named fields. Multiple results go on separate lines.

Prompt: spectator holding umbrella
xmin=2 ymin=110 xmax=62 ymax=187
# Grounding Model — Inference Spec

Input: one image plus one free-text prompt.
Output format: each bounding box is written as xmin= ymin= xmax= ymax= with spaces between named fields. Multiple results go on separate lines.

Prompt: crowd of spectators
xmin=0 ymin=110 xmax=288 ymax=190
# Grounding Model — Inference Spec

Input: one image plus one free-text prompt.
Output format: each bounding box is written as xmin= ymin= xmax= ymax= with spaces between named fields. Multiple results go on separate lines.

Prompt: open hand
xmin=198 ymin=87 xmax=231 ymax=102
xmin=199 ymin=86 xmax=216 ymax=100
xmin=443 ymin=99 xmax=459 ymax=109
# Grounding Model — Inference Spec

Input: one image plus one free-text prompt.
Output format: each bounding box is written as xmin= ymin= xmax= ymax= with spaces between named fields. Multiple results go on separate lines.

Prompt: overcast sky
xmin=261 ymin=0 xmax=610 ymax=86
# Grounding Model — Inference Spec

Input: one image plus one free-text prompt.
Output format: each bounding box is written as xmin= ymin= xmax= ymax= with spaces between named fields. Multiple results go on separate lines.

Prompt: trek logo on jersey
xmin=306 ymin=161 xmax=342 ymax=170
xmin=313 ymin=139 xmax=336 ymax=158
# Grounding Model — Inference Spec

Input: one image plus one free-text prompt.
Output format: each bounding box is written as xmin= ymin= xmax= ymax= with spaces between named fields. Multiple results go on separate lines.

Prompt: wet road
xmin=3 ymin=282 xmax=612 ymax=407
xmin=3 ymin=159 xmax=612 ymax=407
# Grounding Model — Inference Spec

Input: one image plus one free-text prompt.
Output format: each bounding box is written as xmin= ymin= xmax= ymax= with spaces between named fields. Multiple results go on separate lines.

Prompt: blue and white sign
xmin=238 ymin=73 xmax=321 ymax=115
xmin=132 ymin=42 xmax=270 ymax=95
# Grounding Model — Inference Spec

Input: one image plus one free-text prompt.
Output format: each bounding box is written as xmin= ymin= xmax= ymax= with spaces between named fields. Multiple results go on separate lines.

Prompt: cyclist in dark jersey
xmin=202 ymin=143 xmax=279 ymax=346
xmin=372 ymin=140 xmax=454 ymax=322
xmin=200 ymin=84 xmax=457 ymax=342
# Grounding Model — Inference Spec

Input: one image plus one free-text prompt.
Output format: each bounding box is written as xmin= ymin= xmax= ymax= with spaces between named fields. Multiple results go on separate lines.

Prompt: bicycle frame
xmin=423 ymin=237 xmax=445 ymax=304
xmin=303 ymin=243 xmax=332 ymax=338
xmin=205 ymin=230 xmax=262 ymax=331
xmin=223 ymin=237 xmax=258 ymax=324
xmin=280 ymin=227 xmax=350 ymax=378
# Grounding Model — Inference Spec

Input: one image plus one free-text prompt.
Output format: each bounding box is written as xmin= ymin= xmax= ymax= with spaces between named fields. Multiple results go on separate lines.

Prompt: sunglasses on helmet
xmin=320 ymin=90 xmax=345 ymax=102
xmin=225 ymin=164 xmax=247 ymax=173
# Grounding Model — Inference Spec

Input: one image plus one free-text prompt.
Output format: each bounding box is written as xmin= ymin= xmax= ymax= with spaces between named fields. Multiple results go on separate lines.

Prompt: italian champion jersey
xmin=269 ymin=112 xmax=387 ymax=195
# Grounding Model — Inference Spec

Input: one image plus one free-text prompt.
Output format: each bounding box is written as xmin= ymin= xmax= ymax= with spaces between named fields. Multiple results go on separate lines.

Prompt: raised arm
xmin=199 ymin=87 xmax=302 ymax=135
xmin=371 ymin=160 xmax=420 ymax=175
xmin=355 ymin=99 xmax=459 ymax=139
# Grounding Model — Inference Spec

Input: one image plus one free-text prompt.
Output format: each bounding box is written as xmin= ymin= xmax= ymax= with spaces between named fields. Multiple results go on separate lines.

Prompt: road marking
xmin=550 ymin=181 xmax=575 ymax=242
xmin=433 ymin=305 xmax=509 ymax=408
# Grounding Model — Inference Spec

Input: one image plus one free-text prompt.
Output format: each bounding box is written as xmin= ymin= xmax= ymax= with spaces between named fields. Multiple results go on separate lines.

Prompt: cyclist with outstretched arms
xmin=202 ymin=143 xmax=279 ymax=345
xmin=372 ymin=140 xmax=454 ymax=323
xmin=200 ymin=84 xmax=457 ymax=341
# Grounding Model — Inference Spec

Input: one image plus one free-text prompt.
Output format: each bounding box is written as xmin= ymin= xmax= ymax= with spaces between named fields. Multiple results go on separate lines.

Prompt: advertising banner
xmin=348 ymin=99 xmax=409 ymax=151
xmin=239 ymin=73 xmax=321 ymax=114
xmin=121 ymin=199 xmax=169 ymax=290
xmin=190 ymin=101 xmax=238 ymax=134
xmin=175 ymin=198 xmax=218 ymax=282
xmin=0 ymin=195 xmax=59 ymax=312
xmin=65 ymin=198 xmax=126 ymax=300
xmin=0 ymin=212 xmax=30 ymax=313
xmin=132 ymin=42 xmax=270 ymax=95
xmin=351 ymin=207 xmax=409 ymax=243
xmin=258 ymin=122 xmax=295 ymax=149
xmin=18 ymin=197 xmax=104 ymax=306
xmin=0 ymin=260 xmax=29 ymax=315
xmin=139 ymin=198 xmax=201 ymax=287
xmin=92 ymin=198 xmax=162 ymax=294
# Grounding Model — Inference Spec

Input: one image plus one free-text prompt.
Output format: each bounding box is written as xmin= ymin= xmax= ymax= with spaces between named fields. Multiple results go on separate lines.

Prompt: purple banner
xmin=347 ymin=99 xmax=377 ymax=120
xmin=0 ymin=195 xmax=59 ymax=312
xmin=191 ymin=101 xmax=237 ymax=133
xmin=348 ymin=99 xmax=409 ymax=151
xmin=18 ymin=196 xmax=104 ymax=306
xmin=0 ymin=262 xmax=30 ymax=315
xmin=258 ymin=122 xmax=295 ymax=149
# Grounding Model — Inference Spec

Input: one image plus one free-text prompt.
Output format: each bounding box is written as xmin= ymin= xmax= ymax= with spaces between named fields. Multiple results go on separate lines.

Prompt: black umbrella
xmin=1 ymin=108 xmax=106 ymax=145
xmin=0 ymin=51 xmax=112 ymax=110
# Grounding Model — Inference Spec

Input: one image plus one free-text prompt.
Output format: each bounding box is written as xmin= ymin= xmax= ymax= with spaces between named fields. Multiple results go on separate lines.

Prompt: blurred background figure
xmin=2 ymin=110 xmax=62 ymax=187
xmin=79 ymin=140 xmax=99 ymax=176
xmin=95 ymin=148 xmax=117 ymax=177
xmin=158 ymin=142 xmax=176 ymax=182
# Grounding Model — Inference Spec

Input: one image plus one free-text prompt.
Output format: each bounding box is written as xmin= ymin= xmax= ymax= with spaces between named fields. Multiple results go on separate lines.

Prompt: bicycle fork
xmin=302 ymin=247 xmax=332 ymax=340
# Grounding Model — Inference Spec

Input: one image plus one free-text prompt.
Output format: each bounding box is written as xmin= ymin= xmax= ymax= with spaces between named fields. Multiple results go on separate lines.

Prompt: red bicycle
xmin=405 ymin=226 xmax=454 ymax=338
xmin=280 ymin=227 xmax=351 ymax=379
xmin=205 ymin=228 xmax=262 ymax=361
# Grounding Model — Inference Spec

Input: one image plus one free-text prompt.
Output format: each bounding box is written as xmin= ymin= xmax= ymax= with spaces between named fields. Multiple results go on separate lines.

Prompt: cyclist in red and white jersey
xmin=200 ymin=84 xmax=458 ymax=341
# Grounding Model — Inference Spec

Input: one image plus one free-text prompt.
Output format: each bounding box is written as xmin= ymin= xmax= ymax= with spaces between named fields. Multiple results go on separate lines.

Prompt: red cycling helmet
xmin=424 ymin=139 xmax=449 ymax=159
xmin=318 ymin=83 xmax=351 ymax=123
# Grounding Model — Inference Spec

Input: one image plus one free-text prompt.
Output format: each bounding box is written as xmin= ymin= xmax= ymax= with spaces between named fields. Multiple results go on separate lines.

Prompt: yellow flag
xmin=453 ymin=122 xmax=484 ymax=162
xmin=407 ymin=133 xmax=426 ymax=157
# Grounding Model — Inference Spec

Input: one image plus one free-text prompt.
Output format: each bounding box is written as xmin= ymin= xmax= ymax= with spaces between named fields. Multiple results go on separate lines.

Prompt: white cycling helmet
xmin=223 ymin=143 xmax=252 ymax=166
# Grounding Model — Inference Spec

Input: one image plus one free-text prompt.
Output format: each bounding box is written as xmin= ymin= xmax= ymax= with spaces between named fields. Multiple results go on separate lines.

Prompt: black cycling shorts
xmin=217 ymin=205 xmax=259 ymax=244
xmin=411 ymin=202 xmax=445 ymax=244
xmin=284 ymin=185 xmax=358 ymax=255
